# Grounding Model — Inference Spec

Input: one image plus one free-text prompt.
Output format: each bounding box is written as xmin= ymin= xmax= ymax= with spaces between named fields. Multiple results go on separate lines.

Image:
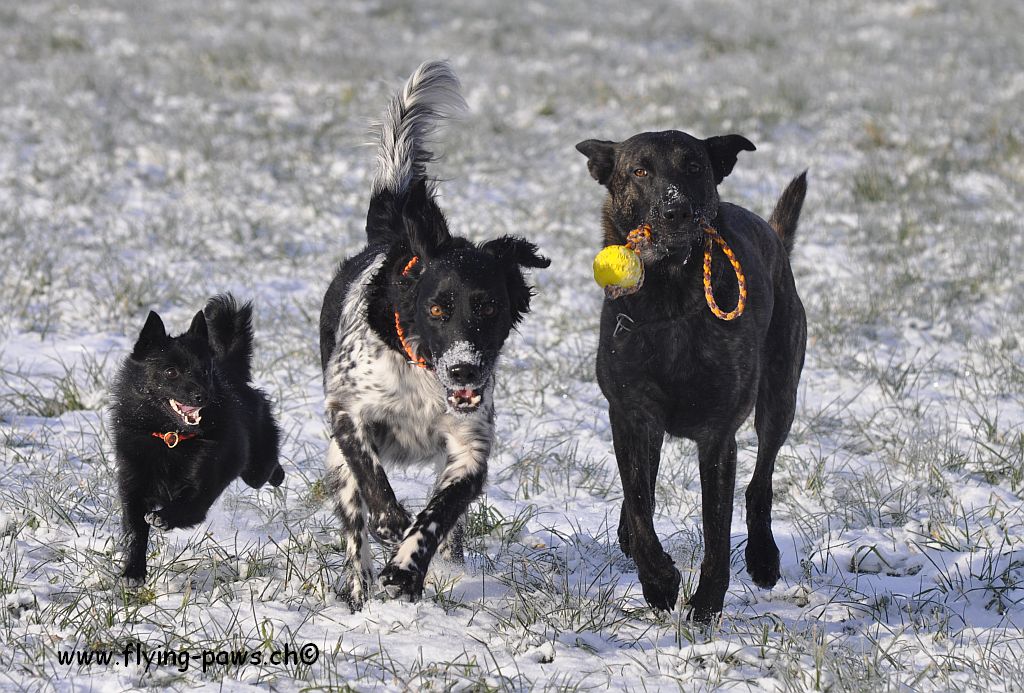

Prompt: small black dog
xmin=112 ymin=295 xmax=284 ymax=583
xmin=576 ymin=131 xmax=807 ymax=621
xmin=319 ymin=60 xmax=549 ymax=608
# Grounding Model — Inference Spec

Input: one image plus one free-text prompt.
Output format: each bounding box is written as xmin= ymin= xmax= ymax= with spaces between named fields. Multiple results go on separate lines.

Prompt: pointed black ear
xmin=482 ymin=236 xmax=550 ymax=326
xmin=132 ymin=311 xmax=167 ymax=359
xmin=704 ymin=134 xmax=756 ymax=184
xmin=403 ymin=179 xmax=452 ymax=261
xmin=576 ymin=139 xmax=618 ymax=186
xmin=187 ymin=310 xmax=209 ymax=342
xmin=481 ymin=236 xmax=551 ymax=269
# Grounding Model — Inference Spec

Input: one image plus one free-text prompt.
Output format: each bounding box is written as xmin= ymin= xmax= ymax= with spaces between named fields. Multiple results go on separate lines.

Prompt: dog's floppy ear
xmin=704 ymin=134 xmax=756 ymax=184
xmin=186 ymin=310 xmax=209 ymax=342
xmin=132 ymin=311 xmax=167 ymax=359
xmin=482 ymin=236 xmax=551 ymax=326
xmin=403 ymin=178 xmax=452 ymax=261
xmin=481 ymin=236 xmax=551 ymax=270
xmin=576 ymin=139 xmax=618 ymax=186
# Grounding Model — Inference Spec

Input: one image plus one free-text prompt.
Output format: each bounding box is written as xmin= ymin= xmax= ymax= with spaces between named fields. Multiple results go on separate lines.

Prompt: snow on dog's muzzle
xmin=169 ymin=398 xmax=203 ymax=426
xmin=435 ymin=342 xmax=489 ymax=414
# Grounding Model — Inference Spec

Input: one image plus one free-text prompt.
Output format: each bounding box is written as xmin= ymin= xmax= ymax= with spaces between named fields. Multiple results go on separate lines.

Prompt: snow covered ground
xmin=1 ymin=0 xmax=1022 ymax=689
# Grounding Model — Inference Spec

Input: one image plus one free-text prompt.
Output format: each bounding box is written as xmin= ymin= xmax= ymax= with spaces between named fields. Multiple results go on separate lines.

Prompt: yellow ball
xmin=593 ymin=245 xmax=643 ymax=289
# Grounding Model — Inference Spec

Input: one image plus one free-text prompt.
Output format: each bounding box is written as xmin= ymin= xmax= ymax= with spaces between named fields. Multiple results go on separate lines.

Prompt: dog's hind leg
xmin=689 ymin=432 xmax=740 ymax=622
xmin=745 ymin=298 xmax=806 ymax=589
xmin=325 ymin=437 xmax=373 ymax=610
xmin=380 ymin=423 xmax=490 ymax=600
xmin=241 ymin=396 xmax=284 ymax=489
xmin=609 ymin=407 xmax=680 ymax=612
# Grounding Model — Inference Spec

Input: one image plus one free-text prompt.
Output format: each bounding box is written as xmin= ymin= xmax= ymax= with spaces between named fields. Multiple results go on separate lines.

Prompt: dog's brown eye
xmin=480 ymin=304 xmax=497 ymax=318
xmin=164 ymin=367 xmax=179 ymax=379
xmin=633 ymin=168 xmax=648 ymax=178
xmin=429 ymin=305 xmax=445 ymax=318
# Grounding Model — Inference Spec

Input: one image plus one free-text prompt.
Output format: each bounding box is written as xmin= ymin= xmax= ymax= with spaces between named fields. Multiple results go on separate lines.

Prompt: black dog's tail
xmin=768 ymin=171 xmax=808 ymax=256
xmin=204 ymin=293 xmax=255 ymax=383
xmin=366 ymin=60 xmax=466 ymax=245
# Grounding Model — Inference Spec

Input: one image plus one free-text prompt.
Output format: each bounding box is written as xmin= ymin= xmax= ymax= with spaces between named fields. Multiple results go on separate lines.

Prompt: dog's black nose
xmin=661 ymin=201 xmax=691 ymax=222
xmin=447 ymin=363 xmax=480 ymax=386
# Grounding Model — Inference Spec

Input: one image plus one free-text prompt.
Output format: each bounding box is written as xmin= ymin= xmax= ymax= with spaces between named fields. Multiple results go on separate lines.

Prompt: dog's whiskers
xmin=613 ymin=313 xmax=635 ymax=337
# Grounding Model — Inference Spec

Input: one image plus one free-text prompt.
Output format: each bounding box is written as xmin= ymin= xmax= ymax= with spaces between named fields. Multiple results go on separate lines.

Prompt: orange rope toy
xmin=625 ymin=224 xmax=653 ymax=251
xmin=394 ymin=255 xmax=429 ymax=369
xmin=625 ymin=224 xmax=747 ymax=321
xmin=701 ymin=227 xmax=747 ymax=321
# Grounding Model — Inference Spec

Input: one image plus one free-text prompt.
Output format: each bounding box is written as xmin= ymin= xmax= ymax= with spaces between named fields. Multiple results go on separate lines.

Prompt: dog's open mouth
xmin=169 ymin=399 xmax=203 ymax=426
xmin=446 ymin=388 xmax=482 ymax=413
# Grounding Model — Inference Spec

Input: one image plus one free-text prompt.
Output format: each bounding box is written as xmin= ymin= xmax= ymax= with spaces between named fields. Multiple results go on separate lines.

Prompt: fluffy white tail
xmin=372 ymin=60 xmax=466 ymax=196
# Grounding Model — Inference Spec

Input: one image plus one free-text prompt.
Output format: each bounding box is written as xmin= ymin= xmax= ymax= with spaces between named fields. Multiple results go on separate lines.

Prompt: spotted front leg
xmin=371 ymin=504 xmax=413 ymax=547
xmin=381 ymin=427 xmax=489 ymax=600
xmin=324 ymin=437 xmax=373 ymax=610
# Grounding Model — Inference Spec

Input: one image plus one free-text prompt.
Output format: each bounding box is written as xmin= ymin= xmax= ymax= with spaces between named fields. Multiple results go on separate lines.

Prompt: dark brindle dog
xmin=576 ymin=131 xmax=807 ymax=621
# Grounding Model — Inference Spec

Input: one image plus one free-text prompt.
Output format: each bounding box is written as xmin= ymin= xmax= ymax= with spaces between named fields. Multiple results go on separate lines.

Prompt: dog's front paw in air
xmin=144 ymin=511 xmax=169 ymax=532
xmin=379 ymin=563 xmax=424 ymax=602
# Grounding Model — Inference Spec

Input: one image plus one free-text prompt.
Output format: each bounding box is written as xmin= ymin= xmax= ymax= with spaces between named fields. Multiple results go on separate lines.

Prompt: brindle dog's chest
xmin=597 ymin=304 xmax=759 ymax=437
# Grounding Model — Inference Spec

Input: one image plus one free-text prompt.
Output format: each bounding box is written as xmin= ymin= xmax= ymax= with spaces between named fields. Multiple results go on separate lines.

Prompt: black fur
xmin=577 ymin=130 xmax=807 ymax=622
xmin=112 ymin=295 xmax=284 ymax=583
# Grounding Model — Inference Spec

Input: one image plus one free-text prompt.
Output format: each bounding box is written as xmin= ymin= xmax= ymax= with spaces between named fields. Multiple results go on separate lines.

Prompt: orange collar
xmin=151 ymin=431 xmax=198 ymax=448
xmin=393 ymin=311 xmax=429 ymax=369
xmin=401 ymin=255 xmax=420 ymax=276
xmin=394 ymin=255 xmax=430 ymax=369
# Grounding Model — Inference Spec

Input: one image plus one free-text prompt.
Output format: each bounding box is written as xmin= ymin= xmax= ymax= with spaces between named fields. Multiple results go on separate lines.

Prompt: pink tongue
xmin=454 ymin=389 xmax=475 ymax=399
xmin=179 ymin=403 xmax=200 ymax=414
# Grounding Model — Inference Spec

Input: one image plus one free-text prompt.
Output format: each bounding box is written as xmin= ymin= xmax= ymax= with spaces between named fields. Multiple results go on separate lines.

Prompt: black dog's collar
xmin=151 ymin=431 xmax=198 ymax=448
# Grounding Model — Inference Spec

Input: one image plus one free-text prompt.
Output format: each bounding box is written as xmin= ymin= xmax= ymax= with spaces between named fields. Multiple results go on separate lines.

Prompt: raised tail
xmin=366 ymin=60 xmax=466 ymax=245
xmin=204 ymin=293 xmax=255 ymax=383
xmin=372 ymin=60 xmax=466 ymax=197
xmin=768 ymin=171 xmax=808 ymax=256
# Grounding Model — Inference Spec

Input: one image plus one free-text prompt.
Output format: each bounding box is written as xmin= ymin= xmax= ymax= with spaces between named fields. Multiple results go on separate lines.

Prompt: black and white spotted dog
xmin=319 ymin=61 xmax=550 ymax=607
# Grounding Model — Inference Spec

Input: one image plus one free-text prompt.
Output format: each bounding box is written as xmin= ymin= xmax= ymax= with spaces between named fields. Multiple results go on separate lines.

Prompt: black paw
xmin=269 ymin=464 xmax=285 ymax=488
xmin=745 ymin=542 xmax=781 ymax=589
xmin=121 ymin=566 xmax=146 ymax=586
xmin=379 ymin=564 xmax=424 ymax=601
xmin=144 ymin=512 xmax=169 ymax=531
xmin=687 ymin=589 xmax=724 ymax=624
xmin=640 ymin=564 xmax=681 ymax=612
